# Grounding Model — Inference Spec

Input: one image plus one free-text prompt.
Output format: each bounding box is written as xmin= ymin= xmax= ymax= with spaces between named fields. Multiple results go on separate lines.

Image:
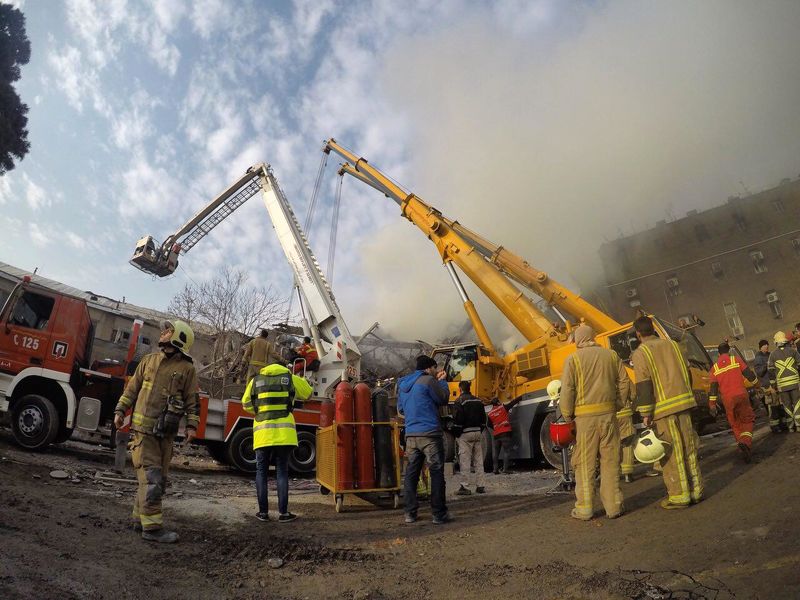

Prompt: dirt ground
xmin=1 ymin=413 xmax=798 ymax=600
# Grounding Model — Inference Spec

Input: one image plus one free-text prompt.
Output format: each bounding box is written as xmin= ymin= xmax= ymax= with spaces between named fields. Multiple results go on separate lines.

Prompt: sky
xmin=2 ymin=0 xmax=800 ymax=349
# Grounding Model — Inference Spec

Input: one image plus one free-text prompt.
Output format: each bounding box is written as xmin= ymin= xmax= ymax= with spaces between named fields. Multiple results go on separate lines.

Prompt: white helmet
xmin=634 ymin=428 xmax=670 ymax=464
xmin=546 ymin=379 xmax=562 ymax=402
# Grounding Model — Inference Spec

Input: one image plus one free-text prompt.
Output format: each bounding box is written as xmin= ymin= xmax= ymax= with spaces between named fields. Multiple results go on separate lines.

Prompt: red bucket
xmin=549 ymin=421 xmax=576 ymax=447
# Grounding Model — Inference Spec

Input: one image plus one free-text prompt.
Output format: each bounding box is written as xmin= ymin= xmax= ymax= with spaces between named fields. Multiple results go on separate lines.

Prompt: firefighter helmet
xmin=634 ymin=428 xmax=670 ymax=464
xmin=774 ymin=330 xmax=788 ymax=345
xmin=162 ymin=319 xmax=194 ymax=354
xmin=546 ymin=379 xmax=562 ymax=402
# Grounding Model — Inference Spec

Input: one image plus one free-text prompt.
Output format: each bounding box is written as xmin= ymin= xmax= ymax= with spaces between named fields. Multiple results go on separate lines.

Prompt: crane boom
xmin=129 ymin=163 xmax=361 ymax=395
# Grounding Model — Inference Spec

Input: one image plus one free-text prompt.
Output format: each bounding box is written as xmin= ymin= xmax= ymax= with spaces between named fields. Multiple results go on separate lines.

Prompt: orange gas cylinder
xmin=319 ymin=400 xmax=335 ymax=428
xmin=353 ymin=382 xmax=375 ymax=489
xmin=334 ymin=381 xmax=355 ymax=489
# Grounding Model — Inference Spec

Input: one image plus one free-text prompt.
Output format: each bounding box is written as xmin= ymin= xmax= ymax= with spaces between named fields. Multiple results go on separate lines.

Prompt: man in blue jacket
xmin=398 ymin=355 xmax=451 ymax=524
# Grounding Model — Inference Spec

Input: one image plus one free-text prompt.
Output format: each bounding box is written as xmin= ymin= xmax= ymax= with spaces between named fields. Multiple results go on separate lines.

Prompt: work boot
xmin=278 ymin=512 xmax=297 ymax=523
xmin=404 ymin=513 xmax=417 ymax=524
xmin=492 ymin=469 xmax=500 ymax=475
xmin=475 ymin=486 xmax=486 ymax=494
xmin=456 ymin=484 xmax=472 ymax=496
xmin=141 ymin=529 xmax=179 ymax=543
xmin=738 ymin=442 xmax=752 ymax=463
xmin=432 ymin=512 xmax=452 ymax=525
xmin=570 ymin=509 xmax=592 ymax=521
xmin=659 ymin=498 xmax=689 ymax=510
xmin=623 ymin=474 xmax=633 ymax=484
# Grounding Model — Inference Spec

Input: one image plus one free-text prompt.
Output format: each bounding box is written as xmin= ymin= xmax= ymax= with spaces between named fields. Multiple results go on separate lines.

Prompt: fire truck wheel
xmin=226 ymin=428 xmax=257 ymax=473
xmin=538 ymin=412 xmax=564 ymax=469
xmin=205 ymin=442 xmax=228 ymax=464
xmin=53 ymin=425 xmax=74 ymax=444
xmin=288 ymin=430 xmax=316 ymax=474
xmin=11 ymin=394 xmax=60 ymax=450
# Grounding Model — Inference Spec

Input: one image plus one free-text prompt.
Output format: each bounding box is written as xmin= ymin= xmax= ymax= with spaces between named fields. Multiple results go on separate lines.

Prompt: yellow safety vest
xmin=242 ymin=364 xmax=304 ymax=448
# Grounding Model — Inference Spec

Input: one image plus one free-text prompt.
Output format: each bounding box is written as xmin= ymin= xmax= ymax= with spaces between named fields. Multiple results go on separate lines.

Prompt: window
xmin=771 ymin=198 xmax=785 ymax=213
xmin=659 ymin=319 xmax=712 ymax=370
xmin=140 ymin=336 xmax=152 ymax=346
xmin=437 ymin=346 xmax=478 ymax=382
xmin=750 ymin=250 xmax=767 ymax=274
xmin=9 ymin=292 xmax=55 ymax=330
xmin=711 ymin=261 xmax=724 ymax=279
xmin=732 ymin=212 xmax=747 ymax=231
xmin=765 ymin=290 xmax=782 ymax=319
xmin=666 ymin=276 xmax=681 ymax=296
xmin=791 ymin=238 xmax=800 ymax=257
xmin=723 ymin=302 xmax=745 ymax=338
xmin=694 ymin=223 xmax=710 ymax=242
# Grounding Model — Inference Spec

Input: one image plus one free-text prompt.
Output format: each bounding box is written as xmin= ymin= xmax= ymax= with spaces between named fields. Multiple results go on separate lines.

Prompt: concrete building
xmin=598 ymin=176 xmax=800 ymax=360
xmin=0 ymin=261 xmax=216 ymax=367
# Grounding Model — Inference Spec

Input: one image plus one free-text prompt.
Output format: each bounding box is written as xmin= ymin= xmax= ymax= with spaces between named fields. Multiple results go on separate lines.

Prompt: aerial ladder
xmin=322 ymin=138 xmax=712 ymax=468
xmin=130 ymin=164 xmax=361 ymax=473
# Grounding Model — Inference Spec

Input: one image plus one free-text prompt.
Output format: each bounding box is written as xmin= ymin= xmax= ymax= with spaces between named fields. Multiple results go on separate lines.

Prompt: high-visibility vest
xmin=244 ymin=366 xmax=298 ymax=448
xmin=772 ymin=350 xmax=800 ymax=391
xmin=636 ymin=340 xmax=696 ymax=419
xmin=488 ymin=404 xmax=512 ymax=436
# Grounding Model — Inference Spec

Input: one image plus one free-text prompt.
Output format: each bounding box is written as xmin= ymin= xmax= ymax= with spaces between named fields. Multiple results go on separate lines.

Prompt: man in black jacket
xmin=452 ymin=381 xmax=487 ymax=495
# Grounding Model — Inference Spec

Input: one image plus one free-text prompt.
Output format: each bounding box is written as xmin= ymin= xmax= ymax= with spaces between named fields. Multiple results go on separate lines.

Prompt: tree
xmin=167 ymin=267 xmax=286 ymax=391
xmin=0 ymin=3 xmax=31 ymax=175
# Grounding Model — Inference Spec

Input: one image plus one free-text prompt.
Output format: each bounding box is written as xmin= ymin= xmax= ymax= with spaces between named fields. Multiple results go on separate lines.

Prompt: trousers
xmin=653 ymin=411 xmax=703 ymax=505
xmin=778 ymin=388 xmax=800 ymax=430
xmin=722 ymin=393 xmax=755 ymax=447
xmin=255 ymin=446 xmax=291 ymax=515
xmin=492 ymin=433 xmax=513 ymax=473
xmin=571 ymin=413 xmax=623 ymax=518
xmin=404 ymin=435 xmax=447 ymax=519
xmin=457 ymin=431 xmax=485 ymax=489
xmin=130 ymin=432 xmax=174 ymax=531
xmin=617 ymin=414 xmax=636 ymax=476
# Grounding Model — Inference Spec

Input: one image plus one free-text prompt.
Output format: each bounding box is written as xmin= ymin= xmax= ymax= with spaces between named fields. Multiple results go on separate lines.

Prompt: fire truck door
xmin=0 ymin=290 xmax=56 ymax=374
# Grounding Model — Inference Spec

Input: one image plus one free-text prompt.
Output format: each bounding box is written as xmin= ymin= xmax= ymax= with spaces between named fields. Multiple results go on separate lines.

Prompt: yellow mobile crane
xmin=322 ymin=138 xmax=713 ymax=467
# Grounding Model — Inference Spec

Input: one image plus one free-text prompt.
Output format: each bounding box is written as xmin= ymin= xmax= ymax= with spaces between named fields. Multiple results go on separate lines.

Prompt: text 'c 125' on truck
xmin=321 ymin=138 xmax=714 ymax=469
xmin=130 ymin=164 xmax=361 ymax=473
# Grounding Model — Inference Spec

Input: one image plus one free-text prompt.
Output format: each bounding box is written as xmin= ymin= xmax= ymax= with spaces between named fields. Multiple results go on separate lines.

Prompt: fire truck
xmin=130 ymin=164 xmax=361 ymax=473
xmin=0 ymin=275 xmax=139 ymax=450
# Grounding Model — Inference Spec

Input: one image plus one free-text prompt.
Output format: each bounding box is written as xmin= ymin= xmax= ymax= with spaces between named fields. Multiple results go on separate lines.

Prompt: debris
xmin=94 ymin=471 xmax=136 ymax=484
xmin=70 ymin=478 xmax=81 ymax=484
xmin=50 ymin=470 xmax=69 ymax=480
xmin=32 ymin=474 xmax=41 ymax=479
xmin=78 ymin=512 xmax=89 ymax=518
xmin=189 ymin=478 xmax=199 ymax=485
xmin=267 ymin=558 xmax=284 ymax=569
xmin=182 ymin=460 xmax=190 ymax=466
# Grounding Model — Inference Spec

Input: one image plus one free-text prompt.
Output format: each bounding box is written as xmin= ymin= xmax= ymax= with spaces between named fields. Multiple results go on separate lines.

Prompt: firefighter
xmin=755 ymin=339 xmax=788 ymax=432
xmin=241 ymin=329 xmax=280 ymax=383
xmin=113 ymin=320 xmax=199 ymax=543
xmin=487 ymin=396 xmax=522 ymax=474
xmin=560 ymin=324 xmax=628 ymax=520
xmin=242 ymin=362 xmax=313 ymax=522
xmin=768 ymin=331 xmax=800 ymax=432
xmin=708 ymin=342 xmax=758 ymax=462
xmin=293 ymin=336 xmax=320 ymax=375
xmin=616 ymin=374 xmax=636 ymax=483
xmin=631 ymin=316 xmax=703 ymax=509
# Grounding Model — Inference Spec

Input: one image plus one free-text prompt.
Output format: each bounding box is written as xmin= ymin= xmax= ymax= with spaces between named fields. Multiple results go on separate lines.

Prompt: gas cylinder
xmin=372 ymin=389 xmax=395 ymax=487
xmin=353 ymin=382 xmax=375 ymax=489
xmin=334 ymin=381 xmax=355 ymax=489
xmin=319 ymin=400 xmax=335 ymax=428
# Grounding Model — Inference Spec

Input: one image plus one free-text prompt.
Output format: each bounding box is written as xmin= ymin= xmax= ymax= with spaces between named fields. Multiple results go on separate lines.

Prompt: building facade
xmin=598 ymin=177 xmax=800 ymax=360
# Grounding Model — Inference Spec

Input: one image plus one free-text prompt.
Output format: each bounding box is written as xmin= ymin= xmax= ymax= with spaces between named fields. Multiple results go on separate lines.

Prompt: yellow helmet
xmin=163 ymin=319 xmax=194 ymax=354
xmin=774 ymin=330 xmax=788 ymax=345
xmin=634 ymin=428 xmax=670 ymax=464
xmin=546 ymin=379 xmax=562 ymax=402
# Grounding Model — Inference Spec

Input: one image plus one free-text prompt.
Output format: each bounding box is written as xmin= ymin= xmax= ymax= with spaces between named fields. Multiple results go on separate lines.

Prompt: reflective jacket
xmin=242 ymin=364 xmax=313 ymax=449
xmin=709 ymin=353 xmax=756 ymax=403
xmin=115 ymin=350 xmax=199 ymax=435
xmin=559 ymin=345 xmax=630 ymax=420
xmin=243 ymin=337 xmax=279 ymax=370
xmin=768 ymin=344 xmax=800 ymax=392
xmin=631 ymin=337 xmax=696 ymax=420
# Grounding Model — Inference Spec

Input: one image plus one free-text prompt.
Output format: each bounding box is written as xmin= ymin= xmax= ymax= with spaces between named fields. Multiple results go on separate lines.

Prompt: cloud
xmin=30 ymin=223 xmax=50 ymax=248
xmin=22 ymin=174 xmax=48 ymax=211
xmin=118 ymin=150 xmax=185 ymax=221
xmin=48 ymin=44 xmax=110 ymax=116
xmin=0 ymin=175 xmax=11 ymax=204
xmin=110 ymin=89 xmax=159 ymax=149
xmin=64 ymin=0 xmax=127 ymax=68
xmin=189 ymin=0 xmax=227 ymax=39
xmin=64 ymin=231 xmax=87 ymax=249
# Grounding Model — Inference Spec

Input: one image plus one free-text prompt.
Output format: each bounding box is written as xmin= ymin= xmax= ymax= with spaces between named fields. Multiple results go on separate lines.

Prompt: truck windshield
xmin=10 ymin=292 xmax=54 ymax=330
xmin=657 ymin=319 xmax=711 ymax=371
xmin=443 ymin=346 xmax=478 ymax=382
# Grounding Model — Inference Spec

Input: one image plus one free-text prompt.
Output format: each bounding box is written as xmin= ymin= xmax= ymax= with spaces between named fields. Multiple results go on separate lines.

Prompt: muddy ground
xmin=0 ymin=413 xmax=798 ymax=600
